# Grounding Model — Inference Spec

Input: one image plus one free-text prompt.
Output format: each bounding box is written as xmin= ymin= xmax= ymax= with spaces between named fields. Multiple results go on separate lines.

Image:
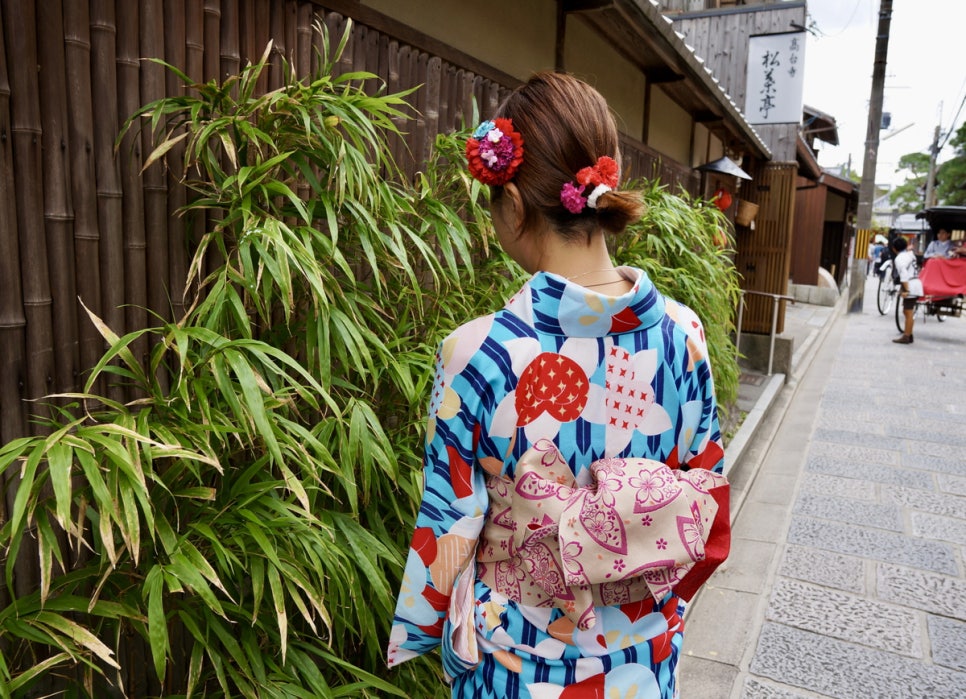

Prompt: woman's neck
xmin=539 ymin=233 xmax=632 ymax=295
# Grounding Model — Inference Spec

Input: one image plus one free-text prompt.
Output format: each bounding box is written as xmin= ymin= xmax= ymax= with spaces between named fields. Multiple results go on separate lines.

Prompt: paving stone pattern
xmin=682 ymin=290 xmax=966 ymax=698
xmin=750 ymin=301 xmax=966 ymax=698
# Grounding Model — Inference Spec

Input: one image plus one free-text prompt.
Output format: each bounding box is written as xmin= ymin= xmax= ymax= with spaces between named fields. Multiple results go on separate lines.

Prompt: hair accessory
xmin=560 ymin=156 xmax=619 ymax=214
xmin=466 ymin=118 xmax=525 ymax=186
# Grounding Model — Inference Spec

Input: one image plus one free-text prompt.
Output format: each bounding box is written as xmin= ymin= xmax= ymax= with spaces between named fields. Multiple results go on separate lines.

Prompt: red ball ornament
xmin=713 ymin=188 xmax=732 ymax=211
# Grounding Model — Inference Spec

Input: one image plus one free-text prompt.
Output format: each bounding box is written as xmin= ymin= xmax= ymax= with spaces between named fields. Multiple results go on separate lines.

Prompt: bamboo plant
xmin=617 ymin=178 xmax=742 ymax=411
xmin=0 ymin=22 xmax=503 ymax=698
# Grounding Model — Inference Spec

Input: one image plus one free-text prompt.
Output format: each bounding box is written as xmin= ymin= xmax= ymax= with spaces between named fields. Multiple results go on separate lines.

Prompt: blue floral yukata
xmin=388 ymin=267 xmax=730 ymax=698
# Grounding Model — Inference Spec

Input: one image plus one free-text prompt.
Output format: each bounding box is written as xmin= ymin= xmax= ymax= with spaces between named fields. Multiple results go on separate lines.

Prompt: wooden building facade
xmin=668 ymin=0 xmax=809 ymax=334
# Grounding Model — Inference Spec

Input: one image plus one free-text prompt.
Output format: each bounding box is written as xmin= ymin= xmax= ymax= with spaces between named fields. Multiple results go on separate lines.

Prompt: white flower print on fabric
xmin=581 ymin=340 xmax=672 ymax=456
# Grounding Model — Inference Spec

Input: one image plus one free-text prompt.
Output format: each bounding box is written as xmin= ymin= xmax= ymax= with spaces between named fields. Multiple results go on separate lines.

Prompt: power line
xmin=939 ymin=91 xmax=966 ymax=151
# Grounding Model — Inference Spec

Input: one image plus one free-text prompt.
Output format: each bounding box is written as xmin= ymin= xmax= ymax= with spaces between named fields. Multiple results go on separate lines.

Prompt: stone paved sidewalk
xmin=680 ymin=277 xmax=966 ymax=698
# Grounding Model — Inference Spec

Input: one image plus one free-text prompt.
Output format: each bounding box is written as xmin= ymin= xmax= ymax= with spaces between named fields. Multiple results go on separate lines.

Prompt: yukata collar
xmin=505 ymin=266 xmax=667 ymax=338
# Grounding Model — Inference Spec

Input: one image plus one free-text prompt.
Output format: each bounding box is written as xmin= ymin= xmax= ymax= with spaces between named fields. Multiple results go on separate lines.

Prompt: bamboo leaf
xmin=6 ymin=652 xmax=72 ymax=692
xmin=141 ymin=130 xmax=189 ymax=173
xmin=45 ymin=442 xmax=73 ymax=530
xmin=30 ymin=611 xmax=120 ymax=669
xmin=267 ymin=564 xmax=288 ymax=662
xmin=166 ymin=554 xmax=226 ymax=618
xmin=145 ymin=565 xmax=170 ymax=683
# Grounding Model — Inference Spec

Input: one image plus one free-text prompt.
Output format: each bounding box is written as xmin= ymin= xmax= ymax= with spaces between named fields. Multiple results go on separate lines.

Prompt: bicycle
xmin=876 ymin=260 xmax=898 ymax=315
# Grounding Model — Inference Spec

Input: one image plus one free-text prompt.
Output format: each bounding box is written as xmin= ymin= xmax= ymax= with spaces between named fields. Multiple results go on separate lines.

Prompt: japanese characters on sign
xmin=744 ymin=32 xmax=806 ymax=125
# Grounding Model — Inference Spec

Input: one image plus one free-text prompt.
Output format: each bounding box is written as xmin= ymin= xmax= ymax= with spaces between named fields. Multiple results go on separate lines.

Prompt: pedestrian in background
xmin=892 ymin=236 xmax=921 ymax=344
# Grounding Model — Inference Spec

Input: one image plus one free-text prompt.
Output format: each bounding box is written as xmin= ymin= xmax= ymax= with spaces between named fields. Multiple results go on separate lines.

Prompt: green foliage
xmin=937 ymin=121 xmax=966 ymax=206
xmin=0 ymin=22 xmax=488 ymax=698
xmin=0 ymin=22 xmax=738 ymax=698
xmin=614 ymin=180 xmax=740 ymax=410
xmin=890 ymin=151 xmax=930 ymax=211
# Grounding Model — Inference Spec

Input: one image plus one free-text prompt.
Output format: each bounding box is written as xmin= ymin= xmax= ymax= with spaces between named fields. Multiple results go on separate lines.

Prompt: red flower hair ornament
xmin=466 ymin=119 xmax=525 ymax=186
xmin=560 ymin=156 xmax=620 ymax=214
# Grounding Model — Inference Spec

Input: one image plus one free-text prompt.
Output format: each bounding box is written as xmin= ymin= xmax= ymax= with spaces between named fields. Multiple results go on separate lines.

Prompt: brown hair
xmin=492 ymin=71 xmax=644 ymax=241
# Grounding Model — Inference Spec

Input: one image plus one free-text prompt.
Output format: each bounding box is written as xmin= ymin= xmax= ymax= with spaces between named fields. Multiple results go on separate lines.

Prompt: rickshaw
xmin=877 ymin=206 xmax=966 ymax=332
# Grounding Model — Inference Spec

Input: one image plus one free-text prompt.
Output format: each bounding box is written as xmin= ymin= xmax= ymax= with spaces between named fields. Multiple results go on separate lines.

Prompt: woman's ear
xmin=502 ymin=182 xmax=526 ymax=236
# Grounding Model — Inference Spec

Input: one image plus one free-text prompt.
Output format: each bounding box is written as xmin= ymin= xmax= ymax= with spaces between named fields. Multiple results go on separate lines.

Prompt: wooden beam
xmin=645 ymin=66 xmax=685 ymax=84
xmin=693 ymin=111 xmax=723 ymax=124
xmin=561 ymin=0 xmax=613 ymax=12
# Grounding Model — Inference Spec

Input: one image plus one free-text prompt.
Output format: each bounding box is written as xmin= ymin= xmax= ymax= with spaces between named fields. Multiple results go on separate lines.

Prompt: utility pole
xmin=850 ymin=0 xmax=893 ymax=313
xmin=924 ymin=124 xmax=941 ymax=209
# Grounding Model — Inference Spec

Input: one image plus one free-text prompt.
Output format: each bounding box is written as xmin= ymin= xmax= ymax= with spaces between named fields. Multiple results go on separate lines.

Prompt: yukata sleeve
xmin=386 ymin=346 xmax=489 ymax=668
xmin=671 ymin=316 xmax=730 ymax=599
xmin=681 ymin=318 xmax=726 ymax=476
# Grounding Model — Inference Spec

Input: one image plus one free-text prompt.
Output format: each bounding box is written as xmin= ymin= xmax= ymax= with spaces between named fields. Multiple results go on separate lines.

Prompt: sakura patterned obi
xmin=477 ymin=439 xmax=730 ymax=631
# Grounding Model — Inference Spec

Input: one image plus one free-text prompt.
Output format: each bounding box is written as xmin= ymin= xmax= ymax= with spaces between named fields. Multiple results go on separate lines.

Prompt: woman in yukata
xmin=387 ymin=71 xmax=731 ymax=698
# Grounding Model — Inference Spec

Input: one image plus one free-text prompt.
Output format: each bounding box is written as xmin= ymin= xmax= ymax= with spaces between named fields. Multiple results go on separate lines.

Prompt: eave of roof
xmin=564 ymin=0 xmax=771 ymax=160
xmin=803 ymin=104 xmax=840 ymax=146
xmin=797 ymin=134 xmax=823 ymax=180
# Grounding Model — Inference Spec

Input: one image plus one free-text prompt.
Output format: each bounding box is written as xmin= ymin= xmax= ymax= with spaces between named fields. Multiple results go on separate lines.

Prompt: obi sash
xmin=476 ymin=439 xmax=730 ymax=631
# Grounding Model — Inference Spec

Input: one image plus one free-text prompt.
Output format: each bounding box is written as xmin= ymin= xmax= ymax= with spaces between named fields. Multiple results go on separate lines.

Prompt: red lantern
xmin=713 ymin=188 xmax=732 ymax=211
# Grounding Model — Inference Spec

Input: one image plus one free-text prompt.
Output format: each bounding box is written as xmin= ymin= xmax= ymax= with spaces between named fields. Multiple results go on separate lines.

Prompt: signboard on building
xmin=744 ymin=32 xmax=806 ymax=124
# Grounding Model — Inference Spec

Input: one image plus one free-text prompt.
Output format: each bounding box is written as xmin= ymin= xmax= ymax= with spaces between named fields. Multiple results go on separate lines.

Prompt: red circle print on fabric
xmin=515 ymin=352 xmax=589 ymax=425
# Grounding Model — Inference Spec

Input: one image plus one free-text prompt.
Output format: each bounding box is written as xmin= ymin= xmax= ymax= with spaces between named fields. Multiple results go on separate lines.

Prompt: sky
xmin=801 ymin=0 xmax=966 ymax=189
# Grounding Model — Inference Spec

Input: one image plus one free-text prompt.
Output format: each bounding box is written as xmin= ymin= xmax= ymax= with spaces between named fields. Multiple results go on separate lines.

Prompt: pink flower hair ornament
xmin=560 ymin=155 xmax=620 ymax=214
xmin=466 ymin=118 xmax=525 ymax=186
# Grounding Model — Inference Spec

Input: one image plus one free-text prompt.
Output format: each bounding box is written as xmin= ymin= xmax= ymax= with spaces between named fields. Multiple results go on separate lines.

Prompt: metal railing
xmin=735 ymin=290 xmax=796 ymax=375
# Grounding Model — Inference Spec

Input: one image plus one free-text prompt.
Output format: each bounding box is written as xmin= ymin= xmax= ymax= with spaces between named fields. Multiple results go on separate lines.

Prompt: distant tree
xmin=889 ymin=151 xmax=930 ymax=211
xmin=837 ymin=163 xmax=861 ymax=183
xmin=936 ymin=122 xmax=966 ymax=205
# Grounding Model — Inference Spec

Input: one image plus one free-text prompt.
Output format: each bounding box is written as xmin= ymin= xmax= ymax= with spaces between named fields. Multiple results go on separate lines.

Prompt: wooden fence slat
xmin=204 ymin=0 xmax=222 ymax=82
xmin=187 ymin=0 xmax=206 ymax=84
xmin=139 ymin=0 xmax=170 ymax=339
xmin=37 ymin=0 xmax=79 ymax=399
xmin=116 ymin=0 xmax=148 ymax=380
xmin=64 ymin=0 xmax=105 ymax=397
xmin=296 ymin=2 xmax=312 ymax=77
xmin=220 ymin=0 xmax=241 ymax=80
xmin=253 ymin=0 xmax=271 ymax=79
xmin=2 ymin=0 xmax=48 ymax=603
xmin=0 ymin=0 xmax=26 ymax=447
xmin=164 ymin=0 xmax=188 ymax=322
xmin=91 ymin=0 xmax=126 ymax=405
xmin=284 ymin=0 xmax=298 ymax=75
xmin=423 ymin=56 xmax=441 ymax=163
xmin=4 ymin=0 xmax=55 ymax=431
xmin=411 ymin=50 xmax=428 ymax=180
xmin=0 ymin=5 xmax=17 ymax=628
xmin=268 ymin=0 xmax=285 ymax=89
